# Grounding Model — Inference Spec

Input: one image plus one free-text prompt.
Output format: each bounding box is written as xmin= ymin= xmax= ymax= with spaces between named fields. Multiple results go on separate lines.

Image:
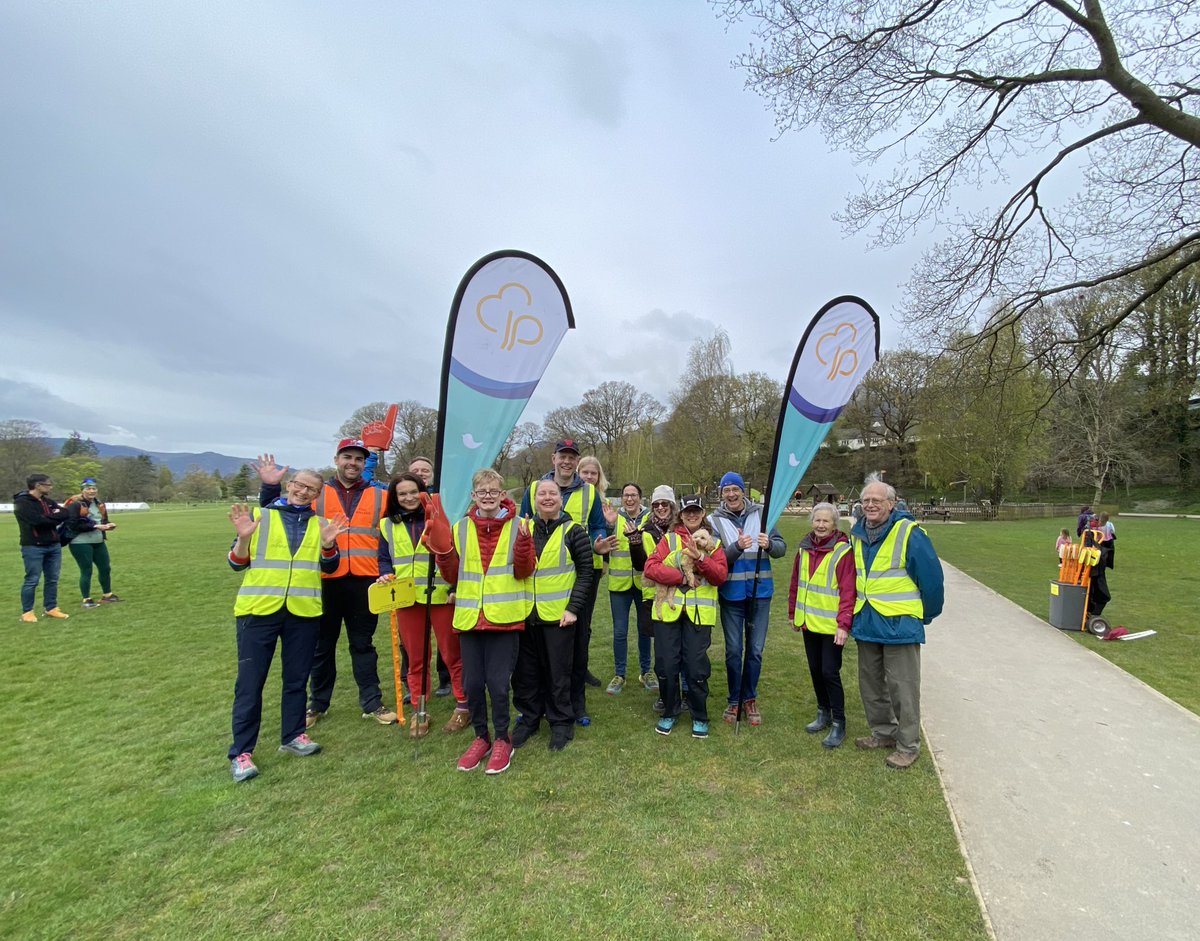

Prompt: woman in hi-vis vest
xmin=376 ymin=473 xmax=469 ymax=738
xmin=427 ymin=468 xmax=535 ymax=776
xmin=643 ymin=494 xmax=728 ymax=740
xmin=226 ymin=469 xmax=348 ymax=783
xmin=788 ymin=502 xmax=856 ymax=750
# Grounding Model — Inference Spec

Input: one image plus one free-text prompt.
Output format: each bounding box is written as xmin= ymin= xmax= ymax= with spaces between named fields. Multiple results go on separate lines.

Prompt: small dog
xmin=653 ymin=528 xmax=715 ymax=619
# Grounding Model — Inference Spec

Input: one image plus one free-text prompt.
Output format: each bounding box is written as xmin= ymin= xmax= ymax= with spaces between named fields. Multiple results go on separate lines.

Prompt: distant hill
xmin=46 ymin=439 xmax=255 ymax=477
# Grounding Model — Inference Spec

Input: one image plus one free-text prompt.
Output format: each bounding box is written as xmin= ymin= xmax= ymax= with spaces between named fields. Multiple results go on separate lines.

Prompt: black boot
xmin=805 ymin=708 xmax=831 ymax=734
xmin=821 ymin=719 xmax=846 ymax=749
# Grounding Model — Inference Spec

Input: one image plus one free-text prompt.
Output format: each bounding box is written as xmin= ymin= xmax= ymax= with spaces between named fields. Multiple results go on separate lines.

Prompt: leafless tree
xmin=723 ymin=0 xmax=1200 ymax=361
xmin=0 ymin=419 xmax=53 ymax=496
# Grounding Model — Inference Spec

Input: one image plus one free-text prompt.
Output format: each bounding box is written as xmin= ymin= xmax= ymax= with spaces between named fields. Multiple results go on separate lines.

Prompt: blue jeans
xmin=21 ymin=545 xmax=61 ymax=613
xmin=721 ymin=595 xmax=771 ymax=704
xmin=609 ymin=589 xmax=652 ymax=677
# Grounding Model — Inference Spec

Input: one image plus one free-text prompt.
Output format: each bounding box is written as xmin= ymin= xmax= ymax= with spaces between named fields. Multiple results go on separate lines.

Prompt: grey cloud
xmin=530 ymin=30 xmax=629 ymax=127
xmin=0 ymin=378 xmax=105 ymax=430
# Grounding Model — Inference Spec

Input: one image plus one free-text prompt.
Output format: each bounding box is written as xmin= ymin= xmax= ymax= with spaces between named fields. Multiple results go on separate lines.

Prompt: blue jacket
xmin=707 ymin=500 xmax=787 ymax=601
xmin=849 ymin=509 xmax=944 ymax=644
xmin=229 ymin=499 xmax=340 ymax=574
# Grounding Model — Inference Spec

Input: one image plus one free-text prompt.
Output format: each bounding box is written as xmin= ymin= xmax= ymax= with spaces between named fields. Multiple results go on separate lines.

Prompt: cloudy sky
xmin=0 ymin=2 xmax=925 ymax=468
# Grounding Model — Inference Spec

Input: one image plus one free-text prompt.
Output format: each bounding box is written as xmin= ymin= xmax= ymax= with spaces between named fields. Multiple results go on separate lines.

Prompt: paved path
xmin=923 ymin=563 xmax=1200 ymax=941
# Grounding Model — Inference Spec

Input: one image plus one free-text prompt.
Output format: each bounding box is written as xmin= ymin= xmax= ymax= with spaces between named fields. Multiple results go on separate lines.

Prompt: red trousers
xmin=395 ymin=603 xmax=463 ymax=703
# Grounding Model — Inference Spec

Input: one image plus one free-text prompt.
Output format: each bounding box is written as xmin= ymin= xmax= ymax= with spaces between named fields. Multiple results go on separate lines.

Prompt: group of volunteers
xmin=225 ymin=434 xmax=944 ymax=782
xmin=14 ymin=474 xmax=123 ymax=624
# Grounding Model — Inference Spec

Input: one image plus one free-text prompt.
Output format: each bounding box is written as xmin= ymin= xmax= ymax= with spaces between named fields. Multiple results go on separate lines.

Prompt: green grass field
xmin=923 ymin=515 xmax=1200 ymax=716
xmin=1 ymin=509 xmax=987 ymax=941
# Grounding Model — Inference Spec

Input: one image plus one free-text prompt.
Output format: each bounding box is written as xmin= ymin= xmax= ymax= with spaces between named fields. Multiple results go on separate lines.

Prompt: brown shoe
xmin=409 ymin=716 xmax=431 ymax=738
xmin=855 ymin=735 xmax=897 ymax=750
xmin=885 ymin=749 xmax=919 ymax=770
xmin=44 ymin=608 xmax=70 ymax=620
xmin=443 ymin=708 xmax=471 ymax=733
xmin=304 ymin=708 xmax=326 ymax=729
xmin=363 ymin=705 xmax=398 ymax=725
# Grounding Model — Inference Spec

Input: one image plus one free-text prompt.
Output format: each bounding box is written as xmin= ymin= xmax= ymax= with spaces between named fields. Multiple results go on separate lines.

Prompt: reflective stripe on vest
xmin=452 ymin=517 xmax=531 ymax=630
xmin=794 ymin=542 xmax=851 ymax=635
xmin=709 ymin=510 xmax=773 ymax=600
xmin=651 ymin=531 xmax=721 ymax=626
xmin=234 ymin=508 xmax=324 ymax=617
xmin=853 ymin=519 xmax=925 ymax=618
xmin=379 ymin=517 xmax=452 ymax=606
xmin=608 ymin=507 xmax=647 ymax=592
xmin=531 ymin=522 xmax=581 ymax=620
xmin=315 ymin=484 xmax=384 ymax=578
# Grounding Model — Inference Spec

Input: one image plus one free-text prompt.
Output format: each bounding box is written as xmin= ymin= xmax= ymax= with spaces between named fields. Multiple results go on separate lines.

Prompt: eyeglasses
xmin=473 ymin=489 xmax=503 ymax=498
xmin=860 ymin=498 xmax=889 ymax=505
xmin=289 ymin=480 xmax=320 ymax=494
xmin=651 ymin=501 xmax=672 ymax=508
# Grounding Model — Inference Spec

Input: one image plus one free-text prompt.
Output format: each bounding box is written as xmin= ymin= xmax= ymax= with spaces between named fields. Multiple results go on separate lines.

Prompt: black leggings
xmin=68 ymin=541 xmax=111 ymax=599
xmin=802 ymin=629 xmax=845 ymax=721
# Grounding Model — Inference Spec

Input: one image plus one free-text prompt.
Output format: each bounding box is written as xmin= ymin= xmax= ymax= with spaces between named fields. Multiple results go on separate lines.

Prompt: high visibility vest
xmin=452 ymin=517 xmax=532 ymax=631
xmin=530 ymin=521 xmax=583 ymax=621
xmin=608 ymin=507 xmax=649 ymax=592
xmin=794 ymin=542 xmax=852 ymax=635
xmin=639 ymin=526 xmax=669 ymax=602
xmin=528 ymin=479 xmax=600 ymax=569
xmin=315 ymin=484 xmax=384 ymax=578
xmin=709 ymin=508 xmax=774 ymax=601
xmin=650 ymin=532 xmax=722 ymax=626
xmin=379 ymin=517 xmax=451 ymax=606
xmin=234 ymin=508 xmax=323 ymax=618
xmin=853 ymin=519 xmax=925 ymax=618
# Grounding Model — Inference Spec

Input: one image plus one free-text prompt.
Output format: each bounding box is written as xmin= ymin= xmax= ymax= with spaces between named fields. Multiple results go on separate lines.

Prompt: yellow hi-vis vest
xmin=608 ymin=508 xmax=648 ymax=592
xmin=530 ymin=521 xmax=583 ymax=621
xmin=853 ymin=519 xmax=925 ymax=618
xmin=651 ymin=532 xmax=722 ymax=626
xmin=452 ymin=516 xmax=532 ymax=631
xmin=234 ymin=508 xmax=323 ymax=618
xmin=639 ymin=526 xmax=668 ymax=602
xmin=794 ymin=542 xmax=852 ymax=634
xmin=379 ymin=517 xmax=452 ymax=606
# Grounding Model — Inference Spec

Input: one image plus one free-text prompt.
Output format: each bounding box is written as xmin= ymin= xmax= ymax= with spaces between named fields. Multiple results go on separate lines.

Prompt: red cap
xmin=336 ymin=437 xmax=369 ymax=456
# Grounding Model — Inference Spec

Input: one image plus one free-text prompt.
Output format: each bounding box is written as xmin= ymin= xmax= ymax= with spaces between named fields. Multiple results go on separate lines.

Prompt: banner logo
xmin=815 ymin=322 xmax=859 ymax=380
xmin=476 ymin=283 xmax=544 ymax=351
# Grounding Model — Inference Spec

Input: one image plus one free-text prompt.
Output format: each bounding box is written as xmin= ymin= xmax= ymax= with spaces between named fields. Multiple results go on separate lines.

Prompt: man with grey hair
xmin=849 ymin=474 xmax=944 ymax=769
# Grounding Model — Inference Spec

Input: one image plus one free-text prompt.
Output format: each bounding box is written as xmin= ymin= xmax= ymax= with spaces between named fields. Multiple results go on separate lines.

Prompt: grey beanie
xmin=650 ymin=485 xmax=676 ymax=507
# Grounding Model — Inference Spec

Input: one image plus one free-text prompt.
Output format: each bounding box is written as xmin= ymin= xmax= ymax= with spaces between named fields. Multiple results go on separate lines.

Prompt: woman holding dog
xmin=643 ymin=494 xmax=727 ymax=738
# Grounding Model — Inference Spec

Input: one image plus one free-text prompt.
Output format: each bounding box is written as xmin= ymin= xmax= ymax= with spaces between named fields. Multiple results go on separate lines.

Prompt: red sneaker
xmin=485 ymin=738 xmax=513 ymax=775
xmin=457 ymin=736 xmax=491 ymax=772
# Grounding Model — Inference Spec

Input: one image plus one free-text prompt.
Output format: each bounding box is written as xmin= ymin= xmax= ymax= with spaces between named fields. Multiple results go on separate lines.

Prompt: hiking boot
xmin=434 ymin=683 xmax=452 ymax=698
xmin=408 ymin=716 xmax=431 ymax=738
xmin=722 ymin=703 xmax=739 ymax=724
xmin=641 ymin=671 xmax=659 ymax=692
xmin=363 ymin=705 xmax=398 ymax=725
xmin=585 ymin=671 xmax=602 ymax=688
xmin=652 ymin=697 xmax=665 ymax=715
xmin=885 ymin=749 xmax=919 ymax=770
xmin=855 ymin=735 xmax=897 ymax=750
xmin=457 ymin=737 xmax=491 ymax=772
xmin=304 ymin=708 xmax=326 ymax=730
xmin=691 ymin=720 xmax=709 ymax=739
xmin=511 ymin=722 xmax=538 ymax=749
xmin=99 ymin=594 xmax=123 ymax=603
xmin=44 ymin=608 xmax=69 ymax=620
xmin=19 ymin=612 xmax=37 ymax=623
xmin=278 ymin=733 xmax=320 ymax=756
xmin=805 ymin=708 xmax=832 ymax=734
xmin=442 ymin=708 xmax=471 ymax=734
xmin=485 ymin=738 xmax=513 ymax=775
xmin=606 ymin=675 xmax=625 ymax=695
xmin=655 ymin=716 xmax=675 ymax=736
xmin=745 ymin=699 xmax=762 ymax=726
xmin=822 ymin=720 xmax=847 ymax=749
xmin=549 ymin=727 xmax=571 ymax=752
xmin=230 ymin=752 xmax=258 ymax=782
xmin=81 ymin=598 xmax=100 ymax=610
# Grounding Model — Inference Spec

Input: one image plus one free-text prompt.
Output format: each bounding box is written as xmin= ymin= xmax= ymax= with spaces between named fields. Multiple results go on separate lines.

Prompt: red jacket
xmin=644 ymin=524 xmax=728 ymax=589
xmin=787 ymin=530 xmax=856 ymax=633
xmin=435 ymin=497 xmax=535 ymax=631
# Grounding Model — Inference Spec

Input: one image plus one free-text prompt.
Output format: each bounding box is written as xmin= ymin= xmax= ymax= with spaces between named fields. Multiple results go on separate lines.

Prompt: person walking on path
xmin=788 ymin=502 xmax=855 ymax=749
xmin=644 ymin=494 xmax=728 ymax=739
xmin=375 ymin=472 xmax=469 ymax=738
xmin=511 ymin=479 xmax=594 ymax=752
xmin=850 ymin=476 xmax=944 ymax=770
xmin=603 ymin=482 xmax=654 ymax=696
xmin=62 ymin=478 xmax=121 ymax=608
xmin=255 ymin=442 xmax=398 ymax=729
xmin=14 ymin=473 xmax=71 ymax=623
xmin=707 ymin=471 xmax=787 ymax=726
xmin=226 ymin=469 xmax=348 ymax=782
xmin=429 ymin=468 xmax=536 ymax=775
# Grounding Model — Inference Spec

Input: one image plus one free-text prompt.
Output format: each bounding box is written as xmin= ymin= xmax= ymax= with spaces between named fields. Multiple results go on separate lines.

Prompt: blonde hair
xmin=577 ymin=455 xmax=609 ymax=494
xmin=471 ymin=468 xmax=504 ymax=491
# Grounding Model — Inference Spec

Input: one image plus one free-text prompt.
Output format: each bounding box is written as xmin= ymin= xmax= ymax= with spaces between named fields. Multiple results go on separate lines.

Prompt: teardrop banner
xmin=434 ymin=250 xmax=574 ymax=521
xmin=761 ymin=296 xmax=880 ymax=533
